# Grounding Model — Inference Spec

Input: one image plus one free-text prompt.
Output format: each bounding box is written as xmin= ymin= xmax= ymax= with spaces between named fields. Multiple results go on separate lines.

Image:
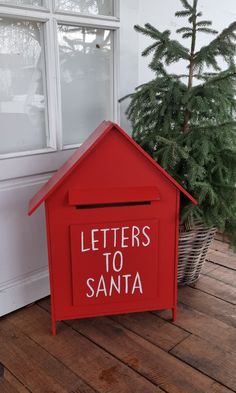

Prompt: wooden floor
xmin=0 ymin=239 xmax=235 ymax=393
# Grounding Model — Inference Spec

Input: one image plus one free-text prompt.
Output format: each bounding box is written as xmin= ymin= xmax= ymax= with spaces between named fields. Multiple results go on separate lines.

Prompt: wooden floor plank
xmin=0 ymin=317 xmax=97 ymax=393
xmin=191 ymin=275 xmax=236 ymax=304
xmin=109 ymin=311 xmax=190 ymax=351
xmin=211 ymin=240 xmax=234 ymax=255
xmin=210 ymin=384 xmax=236 ymax=393
xmin=110 ymin=312 xmax=190 ymax=351
xmin=207 ymin=250 xmax=236 ymax=270
xmin=0 ymin=378 xmax=20 ymax=393
xmin=201 ymin=261 xmax=218 ymax=275
xmin=60 ymin=310 xmax=233 ymax=393
xmin=157 ymin=303 xmax=236 ymax=355
xmin=214 ymin=233 xmax=230 ymax=243
xmin=206 ymin=266 xmax=236 ymax=287
xmin=171 ymin=335 xmax=236 ymax=391
xmin=178 ymin=286 xmax=236 ymax=327
xmin=3 ymin=370 xmax=30 ymax=393
xmin=6 ymin=306 xmax=160 ymax=393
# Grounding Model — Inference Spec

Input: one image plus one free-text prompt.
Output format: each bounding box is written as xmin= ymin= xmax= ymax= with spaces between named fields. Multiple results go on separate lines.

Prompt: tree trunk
xmin=183 ymin=0 xmax=198 ymax=133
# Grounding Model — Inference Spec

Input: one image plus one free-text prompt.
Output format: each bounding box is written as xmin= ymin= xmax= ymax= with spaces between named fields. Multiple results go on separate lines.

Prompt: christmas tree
xmin=125 ymin=0 xmax=236 ymax=244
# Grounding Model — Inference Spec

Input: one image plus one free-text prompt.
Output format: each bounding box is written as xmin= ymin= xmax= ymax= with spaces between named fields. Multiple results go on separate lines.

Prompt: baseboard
xmin=0 ymin=267 xmax=50 ymax=317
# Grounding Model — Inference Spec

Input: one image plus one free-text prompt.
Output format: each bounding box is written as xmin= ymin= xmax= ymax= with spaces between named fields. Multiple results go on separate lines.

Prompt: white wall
xmin=138 ymin=0 xmax=236 ymax=84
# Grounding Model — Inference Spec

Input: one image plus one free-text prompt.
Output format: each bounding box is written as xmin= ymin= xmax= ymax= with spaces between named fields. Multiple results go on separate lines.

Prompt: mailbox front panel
xmin=46 ymin=192 xmax=178 ymax=322
xmin=70 ymin=219 xmax=158 ymax=313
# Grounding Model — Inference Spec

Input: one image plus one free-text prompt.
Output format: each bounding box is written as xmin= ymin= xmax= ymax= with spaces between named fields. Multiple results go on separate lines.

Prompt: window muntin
xmin=58 ymin=25 xmax=113 ymax=146
xmin=55 ymin=0 xmax=114 ymax=17
xmin=0 ymin=18 xmax=48 ymax=154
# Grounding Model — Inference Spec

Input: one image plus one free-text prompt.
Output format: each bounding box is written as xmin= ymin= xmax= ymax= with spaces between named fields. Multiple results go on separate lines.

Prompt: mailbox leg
xmin=172 ymin=307 xmax=177 ymax=322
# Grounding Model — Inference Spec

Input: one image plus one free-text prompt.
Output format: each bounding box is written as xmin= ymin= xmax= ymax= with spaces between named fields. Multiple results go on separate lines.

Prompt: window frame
xmin=0 ymin=0 xmax=49 ymax=12
xmin=53 ymin=0 xmax=119 ymax=20
xmin=0 ymin=0 xmax=120 ymax=159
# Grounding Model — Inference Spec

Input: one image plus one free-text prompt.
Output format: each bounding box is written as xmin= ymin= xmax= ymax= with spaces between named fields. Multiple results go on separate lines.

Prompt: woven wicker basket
xmin=178 ymin=222 xmax=216 ymax=285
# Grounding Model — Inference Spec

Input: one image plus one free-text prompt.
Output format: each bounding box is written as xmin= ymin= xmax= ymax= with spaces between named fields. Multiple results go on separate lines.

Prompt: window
xmin=0 ymin=18 xmax=48 ymax=154
xmin=0 ymin=0 xmax=119 ymax=156
xmin=55 ymin=0 xmax=114 ymax=17
xmin=58 ymin=25 xmax=113 ymax=145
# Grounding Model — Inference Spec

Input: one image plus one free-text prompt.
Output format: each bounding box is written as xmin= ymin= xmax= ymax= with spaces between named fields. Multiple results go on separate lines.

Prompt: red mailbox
xmin=29 ymin=121 xmax=197 ymax=335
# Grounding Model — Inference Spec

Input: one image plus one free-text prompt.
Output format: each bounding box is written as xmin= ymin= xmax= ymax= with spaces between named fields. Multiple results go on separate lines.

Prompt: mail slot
xmin=28 ymin=121 xmax=197 ymax=335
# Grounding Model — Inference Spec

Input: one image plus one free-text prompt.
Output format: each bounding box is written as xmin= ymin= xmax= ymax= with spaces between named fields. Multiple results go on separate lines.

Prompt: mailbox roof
xmin=28 ymin=121 xmax=197 ymax=215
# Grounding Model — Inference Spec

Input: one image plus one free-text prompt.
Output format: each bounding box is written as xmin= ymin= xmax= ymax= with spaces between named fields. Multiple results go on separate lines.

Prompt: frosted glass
xmin=0 ymin=19 xmax=48 ymax=154
xmin=56 ymin=0 xmax=113 ymax=17
xmin=58 ymin=25 xmax=113 ymax=146
xmin=0 ymin=0 xmax=43 ymax=6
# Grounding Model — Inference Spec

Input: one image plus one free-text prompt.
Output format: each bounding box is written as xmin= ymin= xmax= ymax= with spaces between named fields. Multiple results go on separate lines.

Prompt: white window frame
xmin=0 ymin=0 xmax=49 ymax=12
xmin=0 ymin=0 xmax=120 ymax=159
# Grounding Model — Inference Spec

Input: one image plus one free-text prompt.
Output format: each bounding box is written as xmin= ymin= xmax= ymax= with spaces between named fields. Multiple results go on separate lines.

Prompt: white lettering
xmin=81 ymin=231 xmax=90 ymax=252
xmin=91 ymin=229 xmax=99 ymax=251
xmin=132 ymin=272 xmax=143 ymax=294
xmin=86 ymin=273 xmax=144 ymax=299
xmin=113 ymin=251 xmax=123 ymax=272
xmin=86 ymin=278 xmax=95 ymax=297
xmin=100 ymin=228 xmax=110 ymax=248
xmin=132 ymin=226 xmax=140 ymax=247
xmin=142 ymin=226 xmax=151 ymax=247
xmin=123 ymin=274 xmax=132 ymax=294
xmin=96 ymin=275 xmax=107 ymax=297
xmin=109 ymin=275 xmax=121 ymax=296
xmin=121 ymin=226 xmax=129 ymax=248
xmin=103 ymin=252 xmax=112 ymax=273
xmin=110 ymin=227 xmax=119 ymax=248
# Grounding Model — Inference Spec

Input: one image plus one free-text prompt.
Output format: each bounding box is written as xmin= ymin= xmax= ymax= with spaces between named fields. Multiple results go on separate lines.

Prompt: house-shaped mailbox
xmin=29 ymin=121 xmax=197 ymax=335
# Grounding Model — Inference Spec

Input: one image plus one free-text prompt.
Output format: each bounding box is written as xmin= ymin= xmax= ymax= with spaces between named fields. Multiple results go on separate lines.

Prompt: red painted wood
xmin=173 ymin=190 xmax=180 ymax=321
xmin=68 ymin=186 xmax=160 ymax=206
xmin=29 ymin=122 xmax=197 ymax=334
xmin=28 ymin=121 xmax=197 ymax=216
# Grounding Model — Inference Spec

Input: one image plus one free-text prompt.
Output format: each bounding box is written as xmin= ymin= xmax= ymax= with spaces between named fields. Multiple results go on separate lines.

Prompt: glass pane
xmin=58 ymin=25 xmax=113 ymax=146
xmin=0 ymin=18 xmax=48 ymax=154
xmin=0 ymin=0 xmax=44 ymax=6
xmin=56 ymin=0 xmax=114 ymax=17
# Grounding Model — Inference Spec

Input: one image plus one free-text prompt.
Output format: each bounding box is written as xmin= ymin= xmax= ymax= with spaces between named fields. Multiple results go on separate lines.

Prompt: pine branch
xmin=134 ymin=23 xmax=189 ymax=66
xmin=175 ymin=10 xmax=192 ymax=17
xmin=196 ymin=20 xmax=213 ymax=27
xmin=204 ymin=67 xmax=236 ymax=85
xmin=179 ymin=0 xmax=193 ymax=10
xmin=134 ymin=24 xmax=169 ymax=40
xmin=196 ymin=12 xmax=203 ymax=17
xmin=182 ymin=33 xmax=194 ymax=39
xmin=176 ymin=27 xmax=193 ymax=34
xmin=196 ymin=27 xmax=218 ymax=35
xmin=142 ymin=42 xmax=160 ymax=57
xmin=194 ymin=21 xmax=236 ymax=70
